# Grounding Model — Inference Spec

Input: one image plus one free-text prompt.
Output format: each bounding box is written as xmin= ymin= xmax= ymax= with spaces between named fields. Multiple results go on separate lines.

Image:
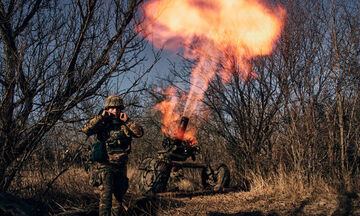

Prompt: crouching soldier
xmin=82 ymin=95 xmax=144 ymax=216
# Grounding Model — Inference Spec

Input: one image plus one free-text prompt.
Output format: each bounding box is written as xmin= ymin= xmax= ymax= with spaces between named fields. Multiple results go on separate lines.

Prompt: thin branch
xmin=14 ymin=0 xmax=43 ymax=36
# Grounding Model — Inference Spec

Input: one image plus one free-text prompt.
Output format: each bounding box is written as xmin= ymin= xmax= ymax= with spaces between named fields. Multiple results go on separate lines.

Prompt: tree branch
xmin=14 ymin=0 xmax=42 ymax=36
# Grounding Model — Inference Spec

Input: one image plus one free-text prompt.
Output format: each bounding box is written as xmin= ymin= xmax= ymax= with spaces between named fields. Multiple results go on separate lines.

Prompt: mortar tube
xmin=177 ymin=116 xmax=189 ymax=140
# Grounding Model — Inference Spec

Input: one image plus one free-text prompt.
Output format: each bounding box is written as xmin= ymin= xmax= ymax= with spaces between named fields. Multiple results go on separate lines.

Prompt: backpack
xmin=90 ymin=141 xmax=108 ymax=163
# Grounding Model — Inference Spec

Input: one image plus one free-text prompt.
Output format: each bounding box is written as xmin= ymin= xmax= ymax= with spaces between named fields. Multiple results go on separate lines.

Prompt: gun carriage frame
xmin=137 ymin=117 xmax=230 ymax=194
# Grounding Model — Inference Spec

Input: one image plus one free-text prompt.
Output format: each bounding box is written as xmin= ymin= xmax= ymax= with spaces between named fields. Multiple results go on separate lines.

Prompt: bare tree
xmin=158 ymin=0 xmax=360 ymax=187
xmin=201 ymin=53 xmax=289 ymax=181
xmin=272 ymin=0 xmax=360 ymax=185
xmin=324 ymin=0 xmax=360 ymax=185
xmin=0 ymin=0 xmax=156 ymax=192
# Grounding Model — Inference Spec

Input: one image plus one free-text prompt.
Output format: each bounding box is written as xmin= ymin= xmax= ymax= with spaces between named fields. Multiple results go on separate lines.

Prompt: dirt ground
xmin=124 ymin=189 xmax=360 ymax=216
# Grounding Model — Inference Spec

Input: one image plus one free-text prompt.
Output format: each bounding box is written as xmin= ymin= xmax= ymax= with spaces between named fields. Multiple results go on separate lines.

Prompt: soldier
xmin=82 ymin=95 xmax=144 ymax=216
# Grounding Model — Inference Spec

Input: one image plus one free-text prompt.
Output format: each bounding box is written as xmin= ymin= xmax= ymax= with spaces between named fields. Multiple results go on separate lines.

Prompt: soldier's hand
xmin=101 ymin=110 xmax=109 ymax=117
xmin=101 ymin=110 xmax=114 ymax=119
xmin=120 ymin=112 xmax=127 ymax=122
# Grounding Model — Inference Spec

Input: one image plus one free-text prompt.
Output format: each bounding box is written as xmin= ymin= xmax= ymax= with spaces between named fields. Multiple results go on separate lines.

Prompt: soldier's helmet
xmin=104 ymin=95 xmax=124 ymax=110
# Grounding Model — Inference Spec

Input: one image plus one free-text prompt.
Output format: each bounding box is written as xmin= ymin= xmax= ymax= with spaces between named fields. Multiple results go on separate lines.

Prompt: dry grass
xmin=156 ymin=170 xmax=359 ymax=216
xmin=10 ymin=166 xmax=98 ymax=214
xmin=8 ymin=164 xmax=360 ymax=216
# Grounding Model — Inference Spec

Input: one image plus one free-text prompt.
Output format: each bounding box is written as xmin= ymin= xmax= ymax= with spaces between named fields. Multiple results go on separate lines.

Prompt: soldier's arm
xmin=125 ymin=120 xmax=144 ymax=138
xmin=82 ymin=115 xmax=105 ymax=136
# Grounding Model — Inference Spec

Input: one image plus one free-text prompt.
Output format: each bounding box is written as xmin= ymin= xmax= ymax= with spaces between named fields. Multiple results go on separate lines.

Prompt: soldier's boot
xmin=112 ymin=205 xmax=127 ymax=216
xmin=112 ymin=194 xmax=128 ymax=216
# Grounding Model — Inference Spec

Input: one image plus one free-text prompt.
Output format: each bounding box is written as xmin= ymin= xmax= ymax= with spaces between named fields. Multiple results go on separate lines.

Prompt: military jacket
xmin=82 ymin=115 xmax=144 ymax=164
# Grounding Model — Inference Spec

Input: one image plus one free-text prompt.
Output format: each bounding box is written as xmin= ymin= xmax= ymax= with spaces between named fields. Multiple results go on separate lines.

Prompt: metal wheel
xmin=213 ymin=164 xmax=230 ymax=191
xmin=201 ymin=164 xmax=230 ymax=191
xmin=138 ymin=158 xmax=171 ymax=194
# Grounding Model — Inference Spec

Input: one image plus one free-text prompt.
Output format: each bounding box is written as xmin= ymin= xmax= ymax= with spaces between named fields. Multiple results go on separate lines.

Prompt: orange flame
xmin=154 ymin=87 xmax=196 ymax=141
xmin=140 ymin=0 xmax=285 ymax=140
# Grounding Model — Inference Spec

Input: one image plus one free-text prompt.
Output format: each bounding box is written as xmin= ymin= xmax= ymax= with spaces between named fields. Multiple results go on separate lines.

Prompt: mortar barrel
xmin=177 ymin=116 xmax=189 ymax=140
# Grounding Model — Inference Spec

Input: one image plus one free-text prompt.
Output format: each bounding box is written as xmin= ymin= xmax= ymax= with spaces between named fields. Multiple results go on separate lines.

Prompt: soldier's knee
xmin=99 ymin=203 xmax=111 ymax=216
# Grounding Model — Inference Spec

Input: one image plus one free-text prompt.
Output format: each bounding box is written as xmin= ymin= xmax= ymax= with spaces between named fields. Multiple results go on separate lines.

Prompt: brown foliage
xmin=0 ymin=0 xmax=159 ymax=192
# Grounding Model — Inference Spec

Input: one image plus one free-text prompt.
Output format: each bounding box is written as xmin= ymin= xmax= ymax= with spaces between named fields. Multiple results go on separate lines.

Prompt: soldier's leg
xmin=111 ymin=167 xmax=129 ymax=216
xmin=99 ymin=169 xmax=114 ymax=216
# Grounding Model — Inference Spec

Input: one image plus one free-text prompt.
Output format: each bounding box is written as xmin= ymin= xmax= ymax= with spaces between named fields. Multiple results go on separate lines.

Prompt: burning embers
xmin=138 ymin=0 xmax=285 ymax=142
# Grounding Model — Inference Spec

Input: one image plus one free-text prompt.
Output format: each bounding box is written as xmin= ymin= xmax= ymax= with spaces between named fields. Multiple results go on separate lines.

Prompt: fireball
xmin=139 ymin=0 xmax=285 ymax=140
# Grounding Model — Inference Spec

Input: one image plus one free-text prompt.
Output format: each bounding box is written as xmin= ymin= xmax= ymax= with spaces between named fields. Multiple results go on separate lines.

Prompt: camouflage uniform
xmin=82 ymin=95 xmax=143 ymax=216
